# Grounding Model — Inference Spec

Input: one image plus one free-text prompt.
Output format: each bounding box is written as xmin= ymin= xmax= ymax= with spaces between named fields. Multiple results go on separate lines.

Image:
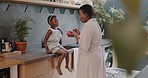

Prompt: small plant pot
xmin=15 ymin=42 xmax=27 ymax=53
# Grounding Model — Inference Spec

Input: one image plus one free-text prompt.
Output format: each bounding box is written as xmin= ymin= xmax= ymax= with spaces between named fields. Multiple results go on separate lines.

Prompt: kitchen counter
xmin=0 ymin=39 xmax=111 ymax=78
xmin=0 ymin=58 xmax=22 ymax=78
xmin=0 ymin=48 xmax=58 ymax=78
xmin=3 ymin=47 xmax=74 ymax=78
xmin=0 ymin=58 xmax=22 ymax=69
xmin=6 ymin=48 xmax=58 ymax=65
xmin=1 ymin=39 xmax=111 ymax=68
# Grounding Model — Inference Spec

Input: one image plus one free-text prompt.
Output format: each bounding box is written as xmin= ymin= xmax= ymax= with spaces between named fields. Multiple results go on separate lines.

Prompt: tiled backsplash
xmin=0 ymin=2 xmax=82 ymax=48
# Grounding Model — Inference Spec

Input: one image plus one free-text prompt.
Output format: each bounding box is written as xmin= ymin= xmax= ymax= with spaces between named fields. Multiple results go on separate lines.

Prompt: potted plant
xmin=93 ymin=3 xmax=126 ymax=38
xmin=13 ymin=17 xmax=34 ymax=53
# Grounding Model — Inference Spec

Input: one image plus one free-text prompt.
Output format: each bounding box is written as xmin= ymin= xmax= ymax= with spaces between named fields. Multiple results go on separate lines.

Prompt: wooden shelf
xmin=0 ymin=0 xmax=80 ymax=9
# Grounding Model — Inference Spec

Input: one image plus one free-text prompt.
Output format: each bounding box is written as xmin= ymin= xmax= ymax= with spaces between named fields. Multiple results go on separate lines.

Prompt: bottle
xmin=5 ymin=42 xmax=9 ymax=52
xmin=2 ymin=39 xmax=5 ymax=53
xmin=11 ymin=40 xmax=17 ymax=51
xmin=9 ymin=44 xmax=12 ymax=52
xmin=0 ymin=38 xmax=2 ymax=53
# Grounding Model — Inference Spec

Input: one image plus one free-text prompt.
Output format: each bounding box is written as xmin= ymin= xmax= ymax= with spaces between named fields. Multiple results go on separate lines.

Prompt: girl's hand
xmin=46 ymin=49 xmax=52 ymax=54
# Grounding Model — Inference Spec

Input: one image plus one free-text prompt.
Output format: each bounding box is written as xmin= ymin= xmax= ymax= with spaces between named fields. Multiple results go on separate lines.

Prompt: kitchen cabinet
xmin=19 ymin=59 xmax=50 ymax=78
xmin=63 ymin=43 xmax=79 ymax=69
xmin=0 ymin=59 xmax=22 ymax=78
xmin=35 ymin=74 xmax=49 ymax=78
xmin=25 ymin=60 xmax=48 ymax=78
xmin=5 ymin=48 xmax=73 ymax=78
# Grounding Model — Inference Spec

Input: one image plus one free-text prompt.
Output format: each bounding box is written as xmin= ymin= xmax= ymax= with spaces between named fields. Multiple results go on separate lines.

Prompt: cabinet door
xmin=35 ymin=73 xmax=49 ymax=78
xmin=25 ymin=60 xmax=49 ymax=78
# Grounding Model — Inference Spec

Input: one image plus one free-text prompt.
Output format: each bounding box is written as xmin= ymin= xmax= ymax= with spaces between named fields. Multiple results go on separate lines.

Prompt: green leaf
xmin=13 ymin=17 xmax=35 ymax=42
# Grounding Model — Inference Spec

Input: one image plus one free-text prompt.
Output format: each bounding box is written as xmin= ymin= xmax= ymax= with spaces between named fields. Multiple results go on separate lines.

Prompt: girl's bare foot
xmin=56 ymin=67 xmax=62 ymax=75
xmin=65 ymin=66 xmax=72 ymax=72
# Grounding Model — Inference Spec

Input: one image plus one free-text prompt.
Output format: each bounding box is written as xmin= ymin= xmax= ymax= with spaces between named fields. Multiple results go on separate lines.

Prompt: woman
xmin=44 ymin=15 xmax=72 ymax=75
xmin=72 ymin=4 xmax=106 ymax=78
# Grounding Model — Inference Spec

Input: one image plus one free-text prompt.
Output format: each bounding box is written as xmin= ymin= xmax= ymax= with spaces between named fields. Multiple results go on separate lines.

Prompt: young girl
xmin=44 ymin=15 xmax=72 ymax=75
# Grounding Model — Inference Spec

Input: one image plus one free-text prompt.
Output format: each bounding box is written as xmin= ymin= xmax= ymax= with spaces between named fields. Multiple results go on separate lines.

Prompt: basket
xmin=106 ymin=67 xmax=126 ymax=78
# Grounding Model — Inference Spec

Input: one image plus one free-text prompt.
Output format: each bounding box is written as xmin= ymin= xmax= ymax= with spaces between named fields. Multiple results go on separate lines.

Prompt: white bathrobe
xmin=76 ymin=18 xmax=106 ymax=78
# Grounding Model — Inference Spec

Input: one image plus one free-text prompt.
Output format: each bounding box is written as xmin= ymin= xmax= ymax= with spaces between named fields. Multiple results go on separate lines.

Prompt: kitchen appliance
xmin=0 ymin=67 xmax=10 ymax=78
xmin=101 ymin=39 xmax=114 ymax=68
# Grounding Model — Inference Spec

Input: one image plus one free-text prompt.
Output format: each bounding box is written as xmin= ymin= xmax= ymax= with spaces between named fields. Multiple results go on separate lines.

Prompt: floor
xmin=49 ymin=55 xmax=77 ymax=78
xmin=59 ymin=61 xmax=76 ymax=78
xmin=57 ymin=48 xmax=78 ymax=78
xmin=58 ymin=62 xmax=140 ymax=78
xmin=54 ymin=62 xmax=140 ymax=78
xmin=49 ymin=48 xmax=140 ymax=78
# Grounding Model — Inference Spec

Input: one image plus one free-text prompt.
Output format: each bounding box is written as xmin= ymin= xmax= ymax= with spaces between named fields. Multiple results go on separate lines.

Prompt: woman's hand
xmin=67 ymin=31 xmax=74 ymax=37
xmin=72 ymin=31 xmax=78 ymax=37
xmin=72 ymin=31 xmax=80 ymax=43
xmin=66 ymin=28 xmax=80 ymax=37
xmin=73 ymin=28 xmax=80 ymax=35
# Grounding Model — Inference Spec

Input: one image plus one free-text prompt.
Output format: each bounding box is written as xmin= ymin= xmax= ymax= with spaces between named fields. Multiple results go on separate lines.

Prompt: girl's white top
xmin=47 ymin=28 xmax=62 ymax=50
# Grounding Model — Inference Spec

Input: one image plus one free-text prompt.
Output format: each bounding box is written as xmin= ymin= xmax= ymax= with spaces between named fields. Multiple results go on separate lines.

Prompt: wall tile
xmin=33 ymin=6 xmax=43 ymax=13
xmin=59 ymin=8 xmax=65 ymax=14
xmin=25 ymin=5 xmax=35 ymax=13
xmin=69 ymin=9 xmax=75 ymax=14
xmin=15 ymin=4 xmax=27 ymax=12
xmin=53 ymin=8 xmax=60 ymax=15
xmin=8 ymin=3 xmax=26 ymax=12
xmin=64 ymin=9 xmax=69 ymax=14
xmin=0 ymin=2 xmax=80 ymax=45
xmin=0 ymin=2 xmax=9 ymax=12
xmin=41 ymin=7 xmax=49 ymax=14
xmin=47 ymin=7 xmax=55 ymax=13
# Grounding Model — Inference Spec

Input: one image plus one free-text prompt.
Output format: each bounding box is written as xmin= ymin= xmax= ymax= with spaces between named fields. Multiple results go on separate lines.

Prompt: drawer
xmin=35 ymin=73 xmax=49 ymax=78
xmin=25 ymin=60 xmax=49 ymax=78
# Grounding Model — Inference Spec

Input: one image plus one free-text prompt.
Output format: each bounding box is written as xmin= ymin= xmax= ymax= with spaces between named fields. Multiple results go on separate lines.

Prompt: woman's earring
xmin=85 ymin=14 xmax=88 ymax=18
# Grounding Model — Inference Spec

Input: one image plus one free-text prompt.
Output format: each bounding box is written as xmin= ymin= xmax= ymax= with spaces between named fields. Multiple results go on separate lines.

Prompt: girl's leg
xmin=60 ymin=48 xmax=72 ymax=72
xmin=55 ymin=49 xmax=66 ymax=75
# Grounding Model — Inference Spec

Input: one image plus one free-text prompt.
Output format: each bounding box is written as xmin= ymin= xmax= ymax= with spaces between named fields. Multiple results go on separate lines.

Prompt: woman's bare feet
xmin=65 ymin=66 xmax=72 ymax=72
xmin=56 ymin=67 xmax=62 ymax=75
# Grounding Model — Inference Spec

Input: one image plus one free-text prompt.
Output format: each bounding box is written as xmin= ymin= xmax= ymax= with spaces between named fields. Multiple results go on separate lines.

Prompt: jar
xmin=5 ymin=42 xmax=10 ymax=52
